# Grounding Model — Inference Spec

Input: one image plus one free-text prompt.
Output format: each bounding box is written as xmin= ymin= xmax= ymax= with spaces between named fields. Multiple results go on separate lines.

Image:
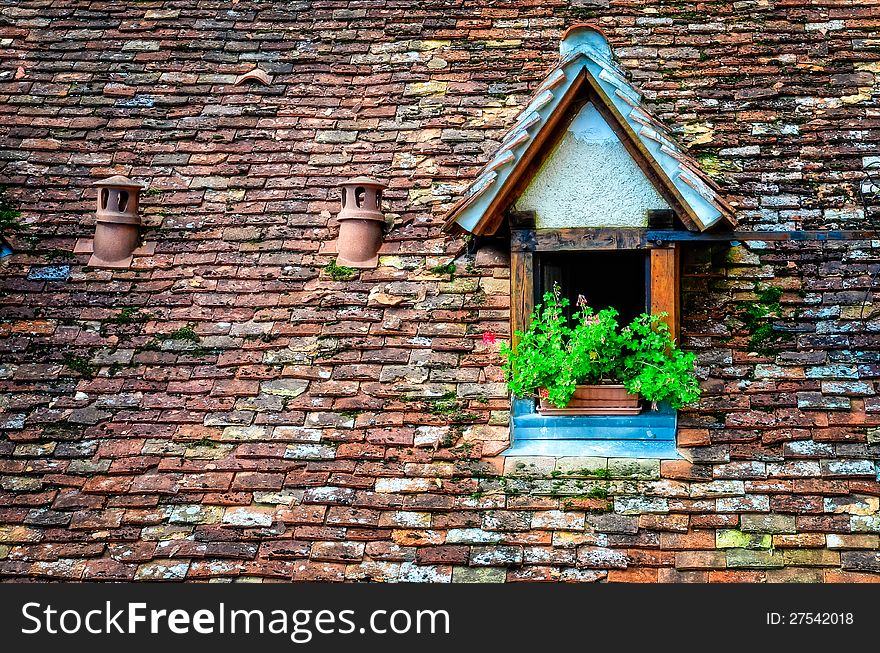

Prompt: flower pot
xmin=538 ymin=384 xmax=642 ymax=416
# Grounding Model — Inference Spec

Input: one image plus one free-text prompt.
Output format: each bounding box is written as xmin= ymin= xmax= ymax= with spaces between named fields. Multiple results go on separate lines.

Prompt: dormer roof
xmin=443 ymin=26 xmax=736 ymax=235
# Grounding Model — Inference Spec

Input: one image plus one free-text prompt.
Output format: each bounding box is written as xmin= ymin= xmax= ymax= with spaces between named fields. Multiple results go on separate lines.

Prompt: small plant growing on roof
xmin=0 ymin=186 xmax=25 ymax=234
xmin=499 ymin=284 xmax=700 ymax=413
xmin=108 ymin=307 xmax=150 ymax=324
xmin=0 ymin=186 xmax=25 ymax=255
xmin=165 ymin=324 xmax=200 ymax=343
xmin=428 ymin=261 xmax=456 ymax=278
xmin=62 ymin=353 xmax=95 ymax=378
xmin=741 ymin=284 xmax=785 ymax=354
xmin=323 ymin=261 xmax=357 ymax=281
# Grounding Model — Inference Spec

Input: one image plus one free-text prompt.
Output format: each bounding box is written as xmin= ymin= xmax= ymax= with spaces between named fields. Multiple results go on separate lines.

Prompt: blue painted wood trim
xmin=505 ymin=397 xmax=683 ymax=459
xmin=645 ymin=229 xmax=880 ymax=242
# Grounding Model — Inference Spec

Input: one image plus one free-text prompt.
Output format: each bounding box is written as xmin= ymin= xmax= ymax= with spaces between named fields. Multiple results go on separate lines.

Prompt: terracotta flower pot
xmin=538 ymin=384 xmax=642 ymax=416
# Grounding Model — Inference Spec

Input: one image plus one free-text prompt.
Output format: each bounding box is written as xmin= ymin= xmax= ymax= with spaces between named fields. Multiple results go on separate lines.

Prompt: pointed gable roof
xmin=443 ymin=26 xmax=736 ymax=235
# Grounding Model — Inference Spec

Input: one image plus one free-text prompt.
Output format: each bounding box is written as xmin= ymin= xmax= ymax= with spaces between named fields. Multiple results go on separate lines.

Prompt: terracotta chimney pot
xmin=334 ymin=176 xmax=388 ymax=268
xmin=92 ymin=175 xmax=143 ymax=266
xmin=77 ymin=175 xmax=150 ymax=268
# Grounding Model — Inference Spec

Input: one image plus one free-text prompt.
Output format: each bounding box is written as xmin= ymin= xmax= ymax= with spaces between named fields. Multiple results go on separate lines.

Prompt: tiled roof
xmin=445 ymin=26 xmax=736 ymax=234
xmin=1 ymin=2 xmax=879 ymax=584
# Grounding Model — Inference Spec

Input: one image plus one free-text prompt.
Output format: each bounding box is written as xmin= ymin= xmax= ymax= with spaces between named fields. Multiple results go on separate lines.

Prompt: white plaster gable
xmin=515 ymin=102 xmax=671 ymax=228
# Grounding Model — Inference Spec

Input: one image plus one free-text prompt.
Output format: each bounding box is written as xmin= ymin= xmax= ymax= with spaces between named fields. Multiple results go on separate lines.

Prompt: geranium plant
xmin=499 ymin=284 xmax=700 ymax=410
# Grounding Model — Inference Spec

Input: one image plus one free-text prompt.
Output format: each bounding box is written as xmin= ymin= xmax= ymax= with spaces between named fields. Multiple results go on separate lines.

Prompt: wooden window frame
xmin=510 ymin=227 xmax=680 ymax=346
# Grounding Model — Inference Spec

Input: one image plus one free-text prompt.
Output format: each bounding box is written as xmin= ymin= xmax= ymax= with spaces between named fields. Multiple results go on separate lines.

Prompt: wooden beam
xmin=511 ymin=228 xmax=650 ymax=252
xmin=510 ymin=228 xmax=880 ymax=250
xmin=510 ymin=229 xmax=538 ymax=252
xmin=650 ymin=246 xmax=680 ymax=339
xmin=510 ymin=249 xmax=534 ymax=347
xmin=507 ymin=209 xmax=537 ymax=229
xmin=507 ymin=226 xmax=878 ymax=252
xmin=508 ymin=229 xmax=880 ymax=247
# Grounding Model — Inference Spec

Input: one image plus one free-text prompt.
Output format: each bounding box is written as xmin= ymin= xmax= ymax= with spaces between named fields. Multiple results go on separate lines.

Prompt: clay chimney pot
xmin=334 ymin=176 xmax=388 ymax=269
xmin=93 ymin=175 xmax=143 ymax=224
xmin=90 ymin=175 xmax=144 ymax=266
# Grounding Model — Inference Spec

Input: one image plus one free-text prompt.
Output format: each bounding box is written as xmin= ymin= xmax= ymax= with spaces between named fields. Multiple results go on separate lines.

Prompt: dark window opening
xmin=536 ymin=250 xmax=648 ymax=326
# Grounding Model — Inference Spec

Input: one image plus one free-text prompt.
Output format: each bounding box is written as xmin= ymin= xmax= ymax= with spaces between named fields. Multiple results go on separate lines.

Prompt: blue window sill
xmin=503 ymin=397 xmax=683 ymax=459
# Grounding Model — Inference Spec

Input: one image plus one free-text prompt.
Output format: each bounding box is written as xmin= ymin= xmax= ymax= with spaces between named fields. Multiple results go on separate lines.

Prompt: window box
xmin=537 ymin=384 xmax=641 ymax=416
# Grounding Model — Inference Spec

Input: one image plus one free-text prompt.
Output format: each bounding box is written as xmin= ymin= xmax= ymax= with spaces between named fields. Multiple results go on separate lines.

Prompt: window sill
xmin=503 ymin=398 xmax=683 ymax=459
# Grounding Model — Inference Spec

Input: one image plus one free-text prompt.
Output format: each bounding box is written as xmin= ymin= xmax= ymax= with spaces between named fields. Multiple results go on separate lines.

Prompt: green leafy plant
xmin=618 ymin=312 xmax=701 ymax=408
xmin=108 ymin=307 xmax=150 ymax=324
xmin=499 ymin=284 xmax=700 ymax=409
xmin=428 ymin=261 xmax=456 ymax=278
xmin=62 ymin=353 xmax=95 ymax=378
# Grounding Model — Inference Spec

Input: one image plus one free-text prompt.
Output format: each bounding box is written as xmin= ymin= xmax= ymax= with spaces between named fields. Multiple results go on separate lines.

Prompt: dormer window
xmin=444 ymin=26 xmax=735 ymax=459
